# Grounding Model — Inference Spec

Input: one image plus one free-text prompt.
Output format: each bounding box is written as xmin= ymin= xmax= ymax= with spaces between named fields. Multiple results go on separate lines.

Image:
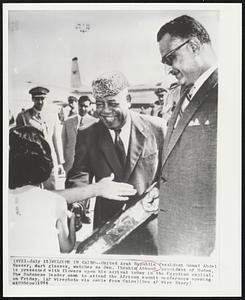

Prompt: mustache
xmin=169 ymin=69 xmax=180 ymax=76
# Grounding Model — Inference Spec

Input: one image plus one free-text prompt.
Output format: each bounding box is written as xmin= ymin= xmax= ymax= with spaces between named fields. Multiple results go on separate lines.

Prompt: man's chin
xmin=100 ymin=118 xmax=117 ymax=129
xmin=176 ymin=77 xmax=186 ymax=86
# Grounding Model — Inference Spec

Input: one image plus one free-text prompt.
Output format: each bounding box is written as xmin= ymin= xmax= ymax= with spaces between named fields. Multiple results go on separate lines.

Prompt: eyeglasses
xmin=161 ymin=39 xmax=190 ymax=66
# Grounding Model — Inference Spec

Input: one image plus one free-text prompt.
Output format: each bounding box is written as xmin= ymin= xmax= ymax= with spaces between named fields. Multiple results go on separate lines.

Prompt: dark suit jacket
xmin=66 ymin=111 xmax=164 ymax=255
xmin=158 ymin=69 xmax=218 ymax=256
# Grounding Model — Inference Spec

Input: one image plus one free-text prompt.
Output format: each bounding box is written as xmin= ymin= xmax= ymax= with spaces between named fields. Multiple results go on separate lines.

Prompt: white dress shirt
xmin=175 ymin=65 xmax=217 ymax=127
xmin=109 ymin=114 xmax=132 ymax=155
xmin=190 ymin=64 xmax=217 ymax=100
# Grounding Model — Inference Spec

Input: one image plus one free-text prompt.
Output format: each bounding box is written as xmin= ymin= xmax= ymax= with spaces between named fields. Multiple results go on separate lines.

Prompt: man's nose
xmin=164 ymin=64 xmax=173 ymax=76
xmin=102 ymin=102 xmax=111 ymax=112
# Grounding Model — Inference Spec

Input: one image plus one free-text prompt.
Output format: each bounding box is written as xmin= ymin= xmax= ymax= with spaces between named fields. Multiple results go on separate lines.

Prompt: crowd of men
xmin=9 ymin=15 xmax=218 ymax=256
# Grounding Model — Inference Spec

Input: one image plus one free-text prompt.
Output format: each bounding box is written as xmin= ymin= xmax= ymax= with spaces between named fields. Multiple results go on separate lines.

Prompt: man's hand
xmin=141 ymin=187 xmax=159 ymax=212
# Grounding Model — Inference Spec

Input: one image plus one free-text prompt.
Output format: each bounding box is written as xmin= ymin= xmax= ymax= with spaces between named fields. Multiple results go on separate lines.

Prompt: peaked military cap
xmin=29 ymin=86 xmax=49 ymax=97
xmin=68 ymin=96 xmax=78 ymax=102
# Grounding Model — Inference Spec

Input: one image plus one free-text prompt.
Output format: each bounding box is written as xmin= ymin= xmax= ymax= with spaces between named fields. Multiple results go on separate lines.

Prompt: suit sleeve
xmin=151 ymin=119 xmax=165 ymax=186
xmin=61 ymin=122 xmax=66 ymax=159
xmin=52 ymin=115 xmax=65 ymax=165
xmin=65 ymin=128 xmax=92 ymax=188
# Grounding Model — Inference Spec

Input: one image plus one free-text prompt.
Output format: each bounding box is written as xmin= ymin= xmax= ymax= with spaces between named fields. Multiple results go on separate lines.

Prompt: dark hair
xmin=78 ymin=96 xmax=91 ymax=104
xmin=157 ymin=15 xmax=211 ymax=44
xmin=9 ymin=126 xmax=53 ymax=189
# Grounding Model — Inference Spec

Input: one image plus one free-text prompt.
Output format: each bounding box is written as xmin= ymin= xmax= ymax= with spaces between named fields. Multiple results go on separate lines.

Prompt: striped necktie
xmin=114 ymin=129 xmax=126 ymax=168
xmin=179 ymin=84 xmax=194 ymax=117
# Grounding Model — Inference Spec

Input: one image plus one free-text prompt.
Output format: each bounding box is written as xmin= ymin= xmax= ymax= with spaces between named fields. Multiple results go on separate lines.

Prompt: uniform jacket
xmin=158 ymin=69 xmax=218 ymax=256
xmin=66 ymin=111 xmax=164 ymax=255
xmin=16 ymin=107 xmax=64 ymax=167
xmin=62 ymin=114 xmax=98 ymax=173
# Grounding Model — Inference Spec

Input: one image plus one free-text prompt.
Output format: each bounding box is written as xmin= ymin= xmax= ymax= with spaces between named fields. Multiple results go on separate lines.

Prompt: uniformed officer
xmin=16 ymin=86 xmax=65 ymax=190
xmin=152 ymin=87 xmax=168 ymax=118
xmin=16 ymin=87 xmax=50 ymax=132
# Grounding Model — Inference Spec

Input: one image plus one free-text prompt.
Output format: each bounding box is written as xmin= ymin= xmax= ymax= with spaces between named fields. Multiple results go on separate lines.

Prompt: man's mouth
xmin=101 ymin=115 xmax=117 ymax=123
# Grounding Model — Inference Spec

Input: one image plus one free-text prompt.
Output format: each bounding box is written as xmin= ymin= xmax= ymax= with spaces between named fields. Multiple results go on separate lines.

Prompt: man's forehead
xmin=96 ymin=95 xmax=118 ymax=102
xmin=79 ymin=100 xmax=90 ymax=105
xmin=95 ymin=88 xmax=128 ymax=102
xmin=159 ymin=34 xmax=183 ymax=54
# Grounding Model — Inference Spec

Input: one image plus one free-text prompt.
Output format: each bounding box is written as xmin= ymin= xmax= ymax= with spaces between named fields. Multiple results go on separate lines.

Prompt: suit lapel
xmin=163 ymin=89 xmax=186 ymax=156
xmin=97 ymin=122 xmax=125 ymax=180
xmin=162 ymin=69 xmax=218 ymax=168
xmin=124 ymin=112 xmax=146 ymax=182
xmin=67 ymin=115 xmax=78 ymax=132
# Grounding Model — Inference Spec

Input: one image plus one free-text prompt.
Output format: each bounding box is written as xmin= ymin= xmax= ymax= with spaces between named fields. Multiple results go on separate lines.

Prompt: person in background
xmin=157 ymin=15 xmax=218 ymax=256
xmin=159 ymin=83 xmax=184 ymax=131
xmin=62 ymin=95 xmax=97 ymax=174
xmin=16 ymin=86 xmax=65 ymax=190
xmin=9 ymin=126 xmax=137 ymax=256
xmin=62 ymin=95 xmax=98 ymax=224
xmin=66 ymin=71 xmax=164 ymax=255
xmin=139 ymin=106 xmax=147 ymax=115
xmin=57 ymin=105 xmax=66 ymax=124
xmin=153 ymin=87 xmax=168 ymax=118
xmin=67 ymin=95 xmax=79 ymax=117
xmin=60 ymin=96 xmax=79 ymax=122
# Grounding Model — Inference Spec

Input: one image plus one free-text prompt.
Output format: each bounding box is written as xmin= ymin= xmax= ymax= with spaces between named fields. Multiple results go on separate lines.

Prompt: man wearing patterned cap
xmin=16 ymin=86 xmax=65 ymax=190
xmin=66 ymin=71 xmax=164 ymax=255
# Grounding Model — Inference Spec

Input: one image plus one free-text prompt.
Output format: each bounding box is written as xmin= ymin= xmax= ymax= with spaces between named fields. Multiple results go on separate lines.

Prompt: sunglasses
xmin=161 ymin=39 xmax=190 ymax=66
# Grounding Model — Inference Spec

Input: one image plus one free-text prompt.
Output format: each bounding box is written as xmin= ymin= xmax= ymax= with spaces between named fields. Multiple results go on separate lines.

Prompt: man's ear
xmin=188 ymin=37 xmax=201 ymax=55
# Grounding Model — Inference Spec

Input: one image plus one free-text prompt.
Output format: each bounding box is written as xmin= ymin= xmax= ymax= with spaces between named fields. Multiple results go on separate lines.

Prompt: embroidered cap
xmin=92 ymin=71 xmax=129 ymax=99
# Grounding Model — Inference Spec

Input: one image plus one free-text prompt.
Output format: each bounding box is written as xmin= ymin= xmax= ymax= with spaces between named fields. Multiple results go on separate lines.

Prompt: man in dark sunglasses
xmin=156 ymin=15 xmax=218 ymax=256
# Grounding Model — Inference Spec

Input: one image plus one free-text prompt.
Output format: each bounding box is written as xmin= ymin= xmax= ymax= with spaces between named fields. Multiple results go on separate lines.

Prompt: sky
xmin=7 ymin=6 xmax=219 ymax=114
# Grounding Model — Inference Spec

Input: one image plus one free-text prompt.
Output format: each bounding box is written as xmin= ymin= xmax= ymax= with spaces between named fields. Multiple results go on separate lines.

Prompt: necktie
xmin=79 ymin=117 xmax=83 ymax=127
xmin=178 ymin=84 xmax=194 ymax=117
xmin=114 ymin=129 xmax=126 ymax=168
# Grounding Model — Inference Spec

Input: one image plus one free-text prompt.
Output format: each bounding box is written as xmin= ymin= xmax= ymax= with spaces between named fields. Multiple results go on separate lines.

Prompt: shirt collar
xmin=109 ymin=113 xmax=131 ymax=138
xmin=32 ymin=107 xmax=42 ymax=117
xmin=191 ymin=64 xmax=217 ymax=98
xmin=108 ymin=113 xmax=131 ymax=153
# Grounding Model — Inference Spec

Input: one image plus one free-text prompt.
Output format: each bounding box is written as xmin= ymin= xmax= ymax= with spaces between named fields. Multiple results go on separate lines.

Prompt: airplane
xmin=67 ymin=57 xmax=177 ymax=111
xmin=25 ymin=57 xmax=177 ymax=112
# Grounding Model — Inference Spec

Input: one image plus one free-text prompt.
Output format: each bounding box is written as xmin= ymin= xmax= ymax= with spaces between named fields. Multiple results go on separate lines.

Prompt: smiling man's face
xmin=95 ymin=89 xmax=130 ymax=130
